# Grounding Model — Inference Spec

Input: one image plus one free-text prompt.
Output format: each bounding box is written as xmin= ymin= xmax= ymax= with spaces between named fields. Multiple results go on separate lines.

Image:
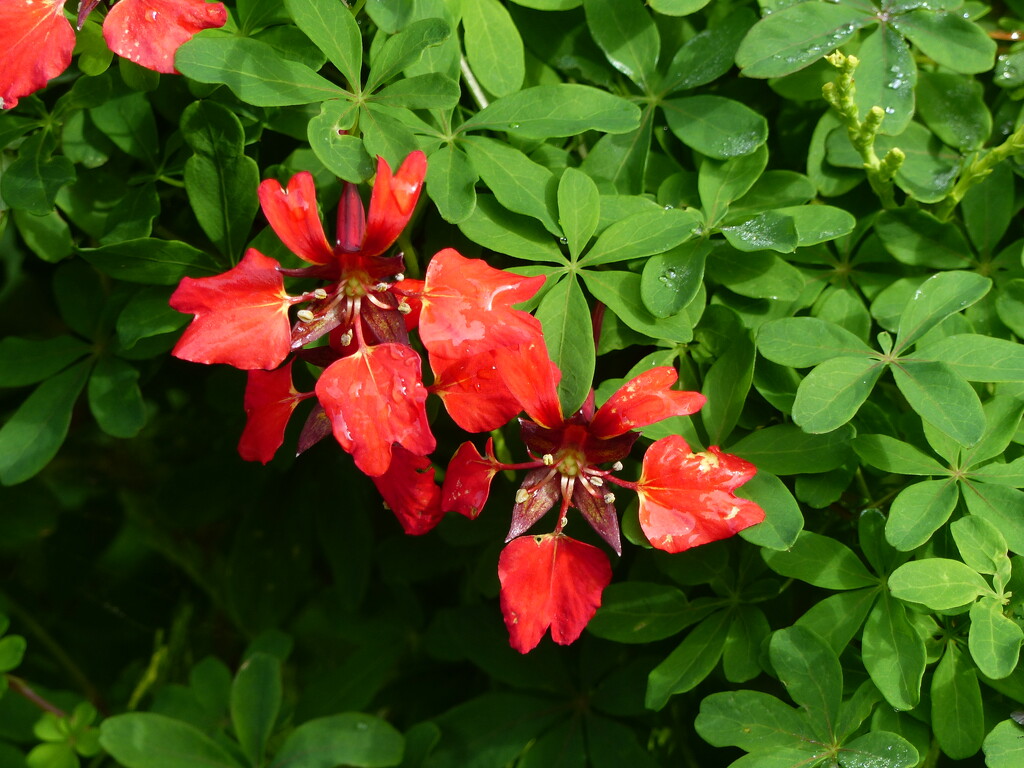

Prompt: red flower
xmin=238 ymin=361 xmax=314 ymax=464
xmin=498 ymin=533 xmax=612 ymax=654
xmin=371 ymin=446 xmax=444 ymax=536
xmin=637 ymin=435 xmax=765 ymax=554
xmin=0 ymin=0 xmax=226 ymax=109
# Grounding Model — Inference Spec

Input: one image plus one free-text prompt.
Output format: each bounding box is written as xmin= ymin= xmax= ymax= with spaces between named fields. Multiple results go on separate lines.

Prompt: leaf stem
xmin=932 ymin=121 xmax=1024 ymax=220
xmin=6 ymin=674 xmax=67 ymax=717
xmin=460 ymin=56 xmax=489 ymax=111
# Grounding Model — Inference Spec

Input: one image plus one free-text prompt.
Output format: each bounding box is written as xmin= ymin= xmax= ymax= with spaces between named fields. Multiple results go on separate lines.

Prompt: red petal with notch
xmin=440 ymin=440 xmax=498 ymax=519
xmin=258 ymin=172 xmax=334 ymax=266
xmin=590 ymin=367 xmax=706 ymax=439
xmin=418 ymin=248 xmax=546 ymax=360
xmin=0 ymin=0 xmax=75 ymax=110
xmin=314 ymin=343 xmax=434 ymax=477
xmin=430 ymin=350 xmax=522 ymax=433
xmin=170 ymin=249 xmax=292 ymax=370
xmin=637 ymin=435 xmax=764 ymax=554
xmin=238 ymin=361 xmax=310 ymax=464
xmin=361 ymin=152 xmax=427 ymax=257
xmin=372 ymin=446 xmax=444 ymax=535
xmin=103 ymin=0 xmax=226 ymax=74
xmin=498 ymin=534 xmax=611 ymax=654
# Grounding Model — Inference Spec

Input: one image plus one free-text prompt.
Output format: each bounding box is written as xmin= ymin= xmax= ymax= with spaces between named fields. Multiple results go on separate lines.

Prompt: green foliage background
xmin=3 ymin=0 xmax=1024 ymax=765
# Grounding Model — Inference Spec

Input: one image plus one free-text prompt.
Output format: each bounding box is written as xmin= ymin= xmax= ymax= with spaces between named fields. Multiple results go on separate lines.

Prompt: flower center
xmin=342 ymin=270 xmax=371 ymax=298
xmin=556 ymin=447 xmax=587 ymax=477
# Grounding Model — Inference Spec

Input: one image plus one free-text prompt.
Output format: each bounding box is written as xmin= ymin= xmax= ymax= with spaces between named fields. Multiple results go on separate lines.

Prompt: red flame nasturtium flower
xmin=0 ymin=0 xmax=226 ymax=109
xmin=170 ymin=151 xmax=550 ymax=536
xmin=442 ymin=342 xmax=765 ymax=653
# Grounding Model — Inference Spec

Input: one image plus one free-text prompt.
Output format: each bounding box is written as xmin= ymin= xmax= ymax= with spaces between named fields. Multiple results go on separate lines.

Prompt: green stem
xmin=460 ymin=56 xmax=489 ymax=110
xmin=0 ymin=591 xmax=103 ymax=711
xmin=932 ymin=121 xmax=1024 ymax=219
xmin=6 ymin=674 xmax=67 ymax=717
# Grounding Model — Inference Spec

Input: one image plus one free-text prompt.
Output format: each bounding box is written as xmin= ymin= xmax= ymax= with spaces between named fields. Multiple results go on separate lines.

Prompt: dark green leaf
xmin=892 ymin=360 xmax=985 ymax=447
xmin=730 ymin=423 xmax=854 ymax=475
xmin=583 ymin=0 xmax=659 ymax=90
xmin=581 ymin=270 xmax=694 ymax=343
xmin=462 ymin=137 xmax=560 ymax=235
xmin=796 ymin=588 xmax=877 ymax=655
xmin=308 ymin=100 xmax=374 ymax=182
xmin=366 ymin=18 xmax=451 ymax=91
xmin=100 ymin=714 xmax=243 ymax=768
xmin=580 ymin=208 xmax=700 ymax=266
xmin=427 ymin=144 xmax=477 ymax=224
xmin=853 ymin=434 xmax=945 ymax=475
xmin=762 ymin=531 xmax=876 ymax=590
xmin=758 ymin=317 xmax=873 ymax=367
xmin=930 ymin=644 xmax=984 ymax=759
xmin=659 ymin=10 xmax=754 ymax=95
xmin=916 ymin=70 xmax=991 ymax=151
xmin=536 ymin=275 xmax=594 ymax=416
xmin=853 ymin=25 xmax=916 ymax=136
xmin=695 ymin=690 xmax=810 ymax=751
xmin=2 ymin=134 xmax=76 ymax=214
xmin=839 ymin=731 xmax=919 ymax=768
xmin=962 ymin=484 xmax=1024 ymax=555
xmin=892 ymin=9 xmax=996 ymax=74
xmin=12 ymin=209 xmax=73 ymax=262
xmin=284 ymin=0 xmax=362 ymax=87
xmin=587 ymin=582 xmax=691 ymax=643
xmin=0 ymin=336 xmax=92 ymax=388
xmin=79 ymin=239 xmax=220 ymax=285
xmin=557 ymin=168 xmax=600 ymax=262
xmin=737 ymin=471 xmax=803 ymax=551
xmin=721 ymin=211 xmax=797 ymax=253
xmin=462 ymin=0 xmax=524 ymax=97
xmin=640 ymin=240 xmax=709 ymax=318
xmin=458 ymin=195 xmax=562 ymax=263
xmin=88 ymin=356 xmax=145 ymax=439
xmin=793 ymin=356 xmax=885 ymax=434
xmin=646 ymin=609 xmax=731 ymax=709
xmin=862 ymin=594 xmax=926 ymax=710
xmin=894 ymin=270 xmax=991 ymax=351
xmin=705 ymin=248 xmax=804 ymax=300
xmin=231 ymin=653 xmax=282 ymax=768
xmin=770 ymin=626 xmax=842 ymax=740
xmin=874 ymin=208 xmax=972 ymax=269
xmin=697 ymin=143 xmax=768 ymax=226
xmin=0 ymin=360 xmax=92 ymax=486
xmin=886 ymin=479 xmax=959 ymax=551
xmin=700 ymin=329 xmax=753 ymax=445
xmin=372 ymin=72 xmax=460 ymax=109
xmin=90 ymin=92 xmax=158 ymax=165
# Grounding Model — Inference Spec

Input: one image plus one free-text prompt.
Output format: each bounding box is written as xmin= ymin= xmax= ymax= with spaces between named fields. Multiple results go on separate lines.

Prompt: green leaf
xmin=646 ymin=609 xmax=731 ymax=710
xmin=116 ymin=287 xmax=188 ymax=350
xmin=2 ymin=134 xmax=76 ymax=214
xmin=695 ymin=690 xmax=811 ymax=752
xmin=580 ymin=208 xmax=700 ymax=266
xmin=463 ymin=84 xmax=640 ymax=139
xmin=776 ymin=205 xmax=855 ymax=247
xmin=462 ymin=0 xmax=524 ymax=97
xmin=930 ymin=643 xmax=985 ymax=759
xmin=730 ymin=424 xmax=853 ymax=475
xmin=982 ymin=720 xmax=1024 ymax=767
xmin=0 ymin=360 xmax=92 ymax=486
xmin=969 ymin=597 xmax=1023 ymax=680
xmin=886 ymin=479 xmax=959 ymax=551
xmin=535 ymin=275 xmax=594 ymax=416
xmin=874 ymin=208 xmax=972 ymax=269
xmin=698 ymin=144 xmax=768 ymax=226
xmin=372 ymin=72 xmax=460 ymax=109
xmin=0 ymin=634 xmax=26 ymax=672
xmin=88 ymin=356 xmax=145 ymax=439
xmin=269 ymin=713 xmax=402 ymax=767
xmin=581 ymin=270 xmax=694 ymax=344
xmin=462 ymin=137 xmax=560 ymax=235
xmin=90 ymin=92 xmax=158 ymax=165
xmin=700 ymin=329 xmax=754 ymax=445
xmin=100 ymin=713 xmax=244 ymax=768
xmin=753 ymin=317 xmax=872 ymax=368
xmin=737 ymin=470 xmax=803 ymax=551
xmin=853 ymin=434 xmax=945 ymax=476
xmin=181 ymin=101 xmax=260 ymax=259
xmin=952 ymin=516 xmax=1008 ymax=575
xmin=426 ymin=144 xmax=477 ymax=224
xmin=79 ymin=239 xmax=220 ymax=285
xmin=723 ymin=606 xmax=770 ymax=682
xmin=916 ymin=70 xmax=991 ymax=152
xmin=916 ymin=334 xmax=1024 ymax=383
xmin=892 ymin=360 xmax=985 ymax=447
xmin=659 ymin=10 xmax=754 ymax=95
xmin=101 ymin=183 xmax=161 ymax=245
xmin=762 ymin=531 xmax=875 ymax=590
xmin=853 ymin=25 xmax=916 ymax=136
xmin=0 ymin=336 xmax=93 ymax=388
xmin=13 ymin=208 xmax=73 ymax=262
xmin=583 ymin=0 xmax=659 ymax=90
xmin=359 ymin=103 xmax=419 ymax=165
xmin=366 ymin=18 xmax=451 ymax=91
xmin=308 ymin=100 xmax=374 ymax=182
xmin=735 ymin=2 xmax=873 ymax=78
xmin=796 ymin=588 xmax=877 ymax=655
xmin=640 ymin=240 xmax=709 ymax=319
xmin=458 ymin=194 xmax=562 ymax=263
xmin=175 ymin=37 xmax=344 ymax=106
xmin=862 ymin=594 xmax=926 ymax=710
xmin=284 ymin=0 xmax=361 ymax=87
xmin=962 ymin=484 xmax=1024 ymax=555
xmin=962 ymin=163 xmax=1013 ymax=255
xmin=579 ymin=109 xmax=654 ymax=195
xmin=770 ymin=626 xmax=841 ymax=740
xmin=792 ymin=356 xmax=884 ymax=434
xmin=839 ymin=731 xmax=919 ymax=768
xmin=705 ymin=248 xmax=804 ymax=300
xmin=894 ymin=271 xmax=991 ymax=351
xmin=889 ymin=558 xmax=993 ymax=610
xmin=557 ymin=168 xmax=600 ymax=261
xmin=721 ymin=211 xmax=798 ymax=253
xmin=587 ymin=582 xmax=691 ymax=643
xmin=231 ymin=653 xmax=281 ymax=768
xmin=664 ymin=96 xmax=767 ymax=160
xmin=892 ymin=9 xmax=996 ymax=75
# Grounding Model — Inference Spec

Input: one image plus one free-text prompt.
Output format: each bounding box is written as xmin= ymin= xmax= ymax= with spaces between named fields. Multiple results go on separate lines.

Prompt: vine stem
xmin=460 ymin=56 xmax=489 ymax=110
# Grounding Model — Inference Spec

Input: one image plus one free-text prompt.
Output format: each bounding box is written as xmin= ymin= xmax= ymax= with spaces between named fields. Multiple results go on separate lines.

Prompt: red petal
xmin=637 ymin=435 xmax=764 ymax=554
xmin=361 ymin=152 xmax=427 ymax=257
xmin=238 ymin=361 xmax=309 ymax=464
xmin=314 ymin=343 xmax=434 ymax=477
xmin=418 ymin=248 xmax=546 ymax=360
xmin=590 ymin=367 xmax=706 ymax=439
xmin=170 ymin=249 xmax=292 ymax=369
xmin=506 ymin=467 xmax=560 ymax=541
xmin=493 ymin=341 xmax=563 ymax=429
xmin=440 ymin=440 xmax=497 ymax=519
xmin=258 ymin=172 xmax=335 ymax=266
xmin=498 ymin=534 xmax=611 ymax=654
xmin=392 ymin=278 xmax=423 ymax=330
xmin=103 ymin=0 xmax=226 ymax=74
xmin=0 ymin=0 xmax=74 ymax=110
xmin=335 ymin=181 xmax=365 ymax=252
xmin=371 ymin=446 xmax=444 ymax=535
xmin=430 ymin=351 xmax=522 ymax=432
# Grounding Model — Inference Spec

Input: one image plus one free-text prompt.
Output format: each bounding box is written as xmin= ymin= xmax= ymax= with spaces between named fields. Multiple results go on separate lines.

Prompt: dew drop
xmin=559 ymin=236 xmax=568 ymax=244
